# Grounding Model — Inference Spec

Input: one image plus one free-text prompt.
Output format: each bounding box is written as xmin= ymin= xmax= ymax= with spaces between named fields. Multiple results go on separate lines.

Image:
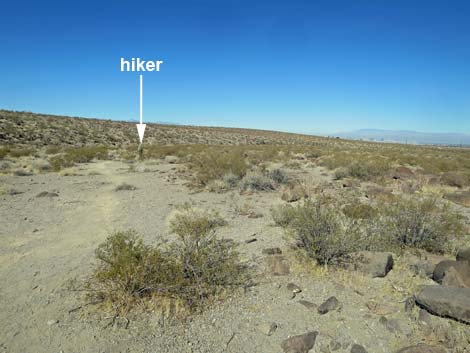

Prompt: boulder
xmin=456 ymin=248 xmax=470 ymax=262
xmin=433 ymin=260 xmax=470 ymax=286
xmin=442 ymin=266 xmax=470 ymax=288
xmin=350 ymin=251 xmax=393 ymax=278
xmin=392 ymin=166 xmax=414 ymax=180
xmin=281 ymin=331 xmax=318 ymax=353
xmin=318 ymin=296 xmax=341 ymax=315
xmin=266 ymin=255 xmax=290 ymax=276
xmin=415 ymin=285 xmax=470 ymax=324
xmin=395 ymin=345 xmax=447 ymax=353
xmin=409 ymin=254 xmax=450 ymax=278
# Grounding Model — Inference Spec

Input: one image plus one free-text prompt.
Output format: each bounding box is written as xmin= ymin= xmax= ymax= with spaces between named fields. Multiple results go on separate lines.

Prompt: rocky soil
xmin=1 ymin=158 xmax=469 ymax=353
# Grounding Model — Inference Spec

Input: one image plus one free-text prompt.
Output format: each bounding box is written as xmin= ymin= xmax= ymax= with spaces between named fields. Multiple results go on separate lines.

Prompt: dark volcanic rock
xmin=281 ymin=331 xmax=318 ymax=353
xmin=433 ymin=260 xmax=470 ymax=286
xmin=415 ymin=285 xmax=470 ymax=324
xmin=350 ymin=251 xmax=394 ymax=278
xmin=456 ymin=248 xmax=470 ymax=262
xmin=318 ymin=296 xmax=341 ymax=315
xmin=442 ymin=266 xmax=470 ymax=288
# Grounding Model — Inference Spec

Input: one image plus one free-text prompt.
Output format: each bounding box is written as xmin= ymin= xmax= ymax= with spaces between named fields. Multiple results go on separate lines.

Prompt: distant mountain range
xmin=334 ymin=129 xmax=470 ymax=146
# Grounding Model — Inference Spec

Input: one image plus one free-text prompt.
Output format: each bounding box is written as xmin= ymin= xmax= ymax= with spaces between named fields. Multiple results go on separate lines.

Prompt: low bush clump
xmin=0 ymin=146 xmax=10 ymax=159
xmin=190 ymin=149 xmax=248 ymax=186
xmin=381 ymin=196 xmax=464 ymax=253
xmin=8 ymin=147 xmax=35 ymax=158
xmin=49 ymin=146 xmax=109 ymax=171
xmin=87 ymin=206 xmax=245 ymax=315
xmin=240 ymin=171 xmax=275 ymax=191
xmin=273 ymin=195 xmax=465 ymax=265
xmin=289 ymin=199 xmax=362 ymax=264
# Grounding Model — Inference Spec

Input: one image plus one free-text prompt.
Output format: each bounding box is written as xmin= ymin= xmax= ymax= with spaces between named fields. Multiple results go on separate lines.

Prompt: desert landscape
xmin=1 ymin=110 xmax=469 ymax=353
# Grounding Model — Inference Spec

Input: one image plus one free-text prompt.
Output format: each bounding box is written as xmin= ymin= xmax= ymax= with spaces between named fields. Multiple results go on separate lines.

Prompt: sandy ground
xmin=0 ymin=160 xmax=467 ymax=353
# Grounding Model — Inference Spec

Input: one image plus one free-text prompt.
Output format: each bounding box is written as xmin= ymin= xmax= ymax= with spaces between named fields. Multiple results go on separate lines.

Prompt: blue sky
xmin=1 ymin=0 xmax=469 ymax=134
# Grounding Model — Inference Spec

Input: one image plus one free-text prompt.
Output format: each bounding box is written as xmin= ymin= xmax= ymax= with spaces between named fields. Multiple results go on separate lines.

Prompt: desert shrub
xmin=90 ymin=230 xmax=181 ymax=308
xmin=65 ymin=146 xmax=109 ymax=163
xmin=88 ymin=208 xmax=245 ymax=315
xmin=240 ymin=171 xmax=275 ymax=191
xmin=381 ymin=196 xmax=465 ymax=253
xmin=267 ymin=168 xmax=289 ymax=184
xmin=190 ymin=149 xmax=248 ymax=186
xmin=0 ymin=147 xmax=9 ymax=159
xmin=342 ymin=203 xmax=377 ymax=220
xmin=45 ymin=145 xmax=62 ymax=155
xmin=223 ymin=172 xmax=241 ymax=188
xmin=270 ymin=204 xmax=296 ymax=227
xmin=440 ymin=172 xmax=468 ymax=188
xmin=167 ymin=204 xmax=227 ymax=238
xmin=48 ymin=146 xmax=109 ymax=171
xmin=8 ymin=147 xmax=35 ymax=158
xmin=334 ymin=167 xmax=348 ymax=180
xmin=289 ymin=199 xmax=362 ymax=265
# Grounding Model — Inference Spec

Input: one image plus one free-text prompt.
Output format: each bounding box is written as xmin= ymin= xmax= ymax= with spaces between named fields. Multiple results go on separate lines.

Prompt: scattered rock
xmin=115 ymin=183 xmax=137 ymax=191
xmin=281 ymin=331 xmax=318 ymax=353
xmin=409 ymin=254 xmax=449 ymax=278
xmin=444 ymin=191 xmax=470 ymax=207
xmin=247 ymin=211 xmax=263 ymax=218
xmin=441 ymin=266 xmax=470 ymax=288
xmin=262 ymin=247 xmax=282 ymax=255
xmin=456 ymin=248 xmax=470 ymax=262
xmin=318 ymin=296 xmax=341 ymax=315
xmin=415 ymin=285 xmax=470 ymax=323
xmin=256 ymin=322 xmax=277 ymax=336
xmin=36 ymin=191 xmax=59 ymax=198
xmin=379 ymin=316 xmax=402 ymax=334
xmin=349 ymin=251 xmax=394 ymax=278
xmin=351 ymin=344 xmax=368 ymax=353
xmin=287 ymin=283 xmax=302 ymax=294
xmin=266 ymin=255 xmax=290 ymax=276
xmin=298 ymin=300 xmax=317 ymax=310
xmin=395 ymin=344 xmax=447 ymax=353
xmin=244 ymin=238 xmax=257 ymax=244
xmin=433 ymin=260 xmax=470 ymax=286
xmin=392 ymin=166 xmax=414 ymax=180
xmin=165 ymin=155 xmax=179 ymax=164
xmin=418 ymin=309 xmax=433 ymax=326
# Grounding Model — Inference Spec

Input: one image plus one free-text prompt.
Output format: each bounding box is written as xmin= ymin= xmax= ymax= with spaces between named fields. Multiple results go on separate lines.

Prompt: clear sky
xmin=1 ymin=0 xmax=469 ymax=135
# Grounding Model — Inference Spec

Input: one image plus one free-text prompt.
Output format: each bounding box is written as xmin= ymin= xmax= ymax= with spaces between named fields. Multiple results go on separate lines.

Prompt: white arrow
xmin=136 ymin=74 xmax=146 ymax=143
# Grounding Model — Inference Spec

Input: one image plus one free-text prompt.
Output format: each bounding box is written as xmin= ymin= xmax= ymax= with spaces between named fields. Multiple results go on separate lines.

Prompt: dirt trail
xmin=0 ymin=161 xmax=130 ymax=353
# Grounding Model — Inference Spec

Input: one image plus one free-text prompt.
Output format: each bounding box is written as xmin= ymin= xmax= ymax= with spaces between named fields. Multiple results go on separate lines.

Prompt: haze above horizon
xmin=1 ymin=0 xmax=469 ymax=135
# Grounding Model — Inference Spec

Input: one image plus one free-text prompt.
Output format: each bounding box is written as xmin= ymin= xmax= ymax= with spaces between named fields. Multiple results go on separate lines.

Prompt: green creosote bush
xmin=381 ymin=196 xmax=465 ymax=254
xmin=8 ymin=147 xmax=36 ymax=158
xmin=48 ymin=146 xmax=109 ymax=171
xmin=0 ymin=146 xmax=10 ymax=159
xmin=240 ymin=171 xmax=275 ymax=191
xmin=267 ymin=168 xmax=289 ymax=185
xmin=288 ymin=199 xmax=362 ymax=265
xmin=190 ymin=148 xmax=248 ymax=186
xmin=87 ymin=206 xmax=246 ymax=315
xmin=272 ymin=195 xmax=465 ymax=264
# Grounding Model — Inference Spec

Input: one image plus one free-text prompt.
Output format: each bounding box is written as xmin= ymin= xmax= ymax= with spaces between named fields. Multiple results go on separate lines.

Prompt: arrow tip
xmin=136 ymin=124 xmax=146 ymax=143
